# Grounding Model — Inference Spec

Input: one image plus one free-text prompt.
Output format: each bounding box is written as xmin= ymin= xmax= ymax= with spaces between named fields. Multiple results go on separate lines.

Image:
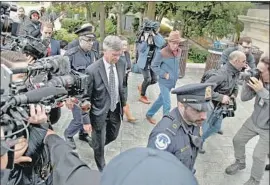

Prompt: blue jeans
xmin=202 ymin=108 xmax=223 ymax=142
xmin=146 ymin=83 xmax=171 ymax=117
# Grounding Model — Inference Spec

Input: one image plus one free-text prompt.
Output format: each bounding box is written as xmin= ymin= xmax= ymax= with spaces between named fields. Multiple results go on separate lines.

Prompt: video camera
xmin=2 ymin=55 xmax=90 ymax=101
xmin=0 ymin=55 xmax=90 ymax=180
xmin=136 ymin=19 xmax=160 ymax=43
xmin=2 ymin=35 xmax=49 ymax=59
xmin=241 ymin=68 xmax=261 ymax=81
xmin=1 ymin=2 xmax=20 ymax=35
xmin=220 ymin=97 xmax=237 ymax=118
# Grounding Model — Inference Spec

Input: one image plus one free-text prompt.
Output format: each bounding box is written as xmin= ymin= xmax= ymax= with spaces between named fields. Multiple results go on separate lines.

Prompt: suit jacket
xmin=85 ymin=58 xmax=126 ymax=129
xmin=50 ymin=39 xmax=61 ymax=56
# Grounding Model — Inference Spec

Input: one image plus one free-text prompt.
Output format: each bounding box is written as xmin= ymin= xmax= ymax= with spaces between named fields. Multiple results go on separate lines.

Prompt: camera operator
xmin=225 ymin=55 xmax=269 ymax=185
xmin=24 ymin=10 xmax=42 ymax=38
xmin=1 ymin=50 xmax=61 ymax=125
xmin=200 ymin=50 xmax=247 ymax=153
xmin=1 ymin=105 xmax=100 ymax=185
xmin=63 ymin=25 xmax=96 ymax=150
xmin=136 ymin=19 xmax=166 ymax=104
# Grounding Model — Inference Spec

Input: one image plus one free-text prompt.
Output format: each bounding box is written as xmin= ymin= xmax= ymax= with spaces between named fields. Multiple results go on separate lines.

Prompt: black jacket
xmin=204 ymin=62 xmax=240 ymax=106
xmin=24 ymin=21 xmax=42 ymax=38
xmin=1 ymin=134 xmax=100 ymax=185
xmin=85 ymin=58 xmax=126 ymax=129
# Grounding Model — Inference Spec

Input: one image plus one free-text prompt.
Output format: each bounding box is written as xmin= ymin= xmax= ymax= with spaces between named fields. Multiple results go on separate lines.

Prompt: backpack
xmin=200 ymin=69 xmax=218 ymax=83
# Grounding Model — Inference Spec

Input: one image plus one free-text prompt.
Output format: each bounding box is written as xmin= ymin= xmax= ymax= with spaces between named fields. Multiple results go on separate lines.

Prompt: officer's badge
xmin=155 ymin=133 xmax=171 ymax=150
xmin=205 ymin=86 xmax=212 ymax=100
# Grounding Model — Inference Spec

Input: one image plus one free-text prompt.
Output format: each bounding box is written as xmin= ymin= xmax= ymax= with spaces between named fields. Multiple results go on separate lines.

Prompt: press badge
xmin=259 ymin=98 xmax=264 ymax=107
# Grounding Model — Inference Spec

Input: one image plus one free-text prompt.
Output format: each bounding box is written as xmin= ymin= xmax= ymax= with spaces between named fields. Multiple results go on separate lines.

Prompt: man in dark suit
xmin=41 ymin=22 xmax=60 ymax=56
xmin=85 ymin=35 xmax=126 ymax=172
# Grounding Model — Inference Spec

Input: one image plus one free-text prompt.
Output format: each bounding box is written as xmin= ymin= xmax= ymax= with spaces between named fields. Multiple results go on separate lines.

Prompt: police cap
xmin=171 ymin=83 xmax=216 ymax=112
xmin=101 ymin=147 xmax=198 ymax=185
xmin=74 ymin=25 xmax=95 ymax=38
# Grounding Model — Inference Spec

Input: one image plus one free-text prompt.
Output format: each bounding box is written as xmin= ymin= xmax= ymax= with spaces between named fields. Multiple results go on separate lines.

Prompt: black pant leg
xmin=141 ymin=68 xmax=151 ymax=96
xmin=105 ymin=107 xmax=121 ymax=145
xmin=91 ymin=123 xmax=106 ymax=172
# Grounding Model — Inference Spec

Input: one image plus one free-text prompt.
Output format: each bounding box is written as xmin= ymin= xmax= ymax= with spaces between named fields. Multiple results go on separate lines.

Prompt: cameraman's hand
xmin=14 ymin=138 xmax=32 ymax=164
xmin=164 ymin=73 xmax=170 ymax=80
xmin=222 ymin=95 xmax=231 ymax=104
xmin=144 ymin=33 xmax=149 ymax=41
xmin=247 ymin=77 xmax=264 ymax=92
xmin=65 ymin=97 xmax=75 ymax=109
xmin=83 ymin=124 xmax=92 ymax=134
xmin=28 ymin=104 xmax=47 ymax=124
xmin=230 ymin=94 xmax=236 ymax=99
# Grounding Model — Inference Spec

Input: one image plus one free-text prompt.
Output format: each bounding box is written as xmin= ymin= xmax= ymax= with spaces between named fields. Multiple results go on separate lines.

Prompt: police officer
xmin=147 ymin=83 xmax=216 ymax=173
xmin=68 ymin=24 xmax=100 ymax=60
xmin=64 ymin=25 xmax=96 ymax=149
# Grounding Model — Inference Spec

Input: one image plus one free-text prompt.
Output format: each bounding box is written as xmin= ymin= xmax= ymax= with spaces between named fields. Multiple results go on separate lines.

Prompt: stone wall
xmin=238 ymin=8 xmax=269 ymax=54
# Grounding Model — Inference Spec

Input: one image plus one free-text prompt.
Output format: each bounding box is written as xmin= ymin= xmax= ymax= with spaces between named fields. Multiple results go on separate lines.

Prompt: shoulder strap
xmin=163 ymin=115 xmax=182 ymax=136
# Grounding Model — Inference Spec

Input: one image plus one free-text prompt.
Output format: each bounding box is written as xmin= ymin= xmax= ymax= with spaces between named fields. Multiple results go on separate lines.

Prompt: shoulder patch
xmin=155 ymin=133 xmax=171 ymax=150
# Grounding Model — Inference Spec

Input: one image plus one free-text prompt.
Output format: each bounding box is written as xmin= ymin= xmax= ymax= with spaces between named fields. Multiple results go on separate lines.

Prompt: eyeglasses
xmin=241 ymin=45 xmax=251 ymax=50
xmin=81 ymin=38 xmax=95 ymax=43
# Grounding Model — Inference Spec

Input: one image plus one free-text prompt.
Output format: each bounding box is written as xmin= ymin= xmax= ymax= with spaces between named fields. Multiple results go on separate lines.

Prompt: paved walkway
xmin=53 ymin=69 xmax=269 ymax=185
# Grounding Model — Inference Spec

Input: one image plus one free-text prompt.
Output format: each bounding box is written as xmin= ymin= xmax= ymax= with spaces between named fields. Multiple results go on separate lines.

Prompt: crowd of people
xmin=0 ymin=5 xmax=269 ymax=185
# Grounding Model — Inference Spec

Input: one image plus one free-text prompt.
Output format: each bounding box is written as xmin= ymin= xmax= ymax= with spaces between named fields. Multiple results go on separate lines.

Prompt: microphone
xmin=9 ymin=87 xmax=68 ymax=106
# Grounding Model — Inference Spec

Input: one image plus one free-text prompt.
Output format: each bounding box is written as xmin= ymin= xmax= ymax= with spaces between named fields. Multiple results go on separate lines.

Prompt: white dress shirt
xmin=103 ymin=58 xmax=119 ymax=104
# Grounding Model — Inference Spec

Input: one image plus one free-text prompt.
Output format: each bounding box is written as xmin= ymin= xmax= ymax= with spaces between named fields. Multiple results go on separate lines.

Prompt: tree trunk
xmin=86 ymin=2 xmax=92 ymax=22
xmin=100 ymin=3 xmax=106 ymax=51
xmin=116 ymin=3 xmax=122 ymax=35
xmin=146 ymin=2 xmax=156 ymax=21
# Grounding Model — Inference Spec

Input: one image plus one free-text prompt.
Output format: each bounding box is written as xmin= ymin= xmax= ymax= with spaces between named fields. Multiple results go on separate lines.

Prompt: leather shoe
xmin=64 ymin=136 xmax=76 ymax=150
xmin=79 ymin=134 xmax=93 ymax=148
xmin=139 ymin=96 xmax=151 ymax=104
xmin=217 ymin=130 xmax=223 ymax=135
xmin=127 ymin=118 xmax=138 ymax=123
xmin=146 ymin=116 xmax=156 ymax=125
xmin=199 ymin=149 xmax=206 ymax=154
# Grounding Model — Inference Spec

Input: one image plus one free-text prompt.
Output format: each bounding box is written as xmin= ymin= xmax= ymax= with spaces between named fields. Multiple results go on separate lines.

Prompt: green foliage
xmin=53 ymin=29 xmax=78 ymax=42
xmin=173 ymin=2 xmax=254 ymax=39
xmin=132 ymin=18 xmax=140 ymax=33
xmin=95 ymin=19 xmax=116 ymax=38
xmin=61 ymin=18 xmax=87 ymax=33
xmin=188 ymin=47 xmax=209 ymax=63
xmin=127 ymin=35 xmax=136 ymax=45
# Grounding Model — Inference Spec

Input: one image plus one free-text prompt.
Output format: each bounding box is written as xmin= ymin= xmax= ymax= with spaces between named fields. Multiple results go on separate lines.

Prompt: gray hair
xmin=229 ymin=50 xmax=245 ymax=62
xmin=103 ymin=35 xmax=122 ymax=52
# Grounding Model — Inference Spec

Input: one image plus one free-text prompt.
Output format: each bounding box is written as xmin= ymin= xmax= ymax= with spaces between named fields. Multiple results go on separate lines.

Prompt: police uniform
xmin=147 ymin=83 xmax=216 ymax=173
xmin=64 ymin=26 xmax=96 ymax=149
xmin=64 ymin=26 xmax=97 ymax=74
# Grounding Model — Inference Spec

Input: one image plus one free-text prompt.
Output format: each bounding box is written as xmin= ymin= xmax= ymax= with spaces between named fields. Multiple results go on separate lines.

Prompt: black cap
xmin=74 ymin=25 xmax=95 ymax=38
xmin=171 ymin=83 xmax=216 ymax=111
xmin=101 ymin=147 xmax=198 ymax=185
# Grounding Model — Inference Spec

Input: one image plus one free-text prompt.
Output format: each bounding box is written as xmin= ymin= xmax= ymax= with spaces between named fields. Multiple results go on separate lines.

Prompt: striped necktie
xmin=109 ymin=64 xmax=117 ymax=111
